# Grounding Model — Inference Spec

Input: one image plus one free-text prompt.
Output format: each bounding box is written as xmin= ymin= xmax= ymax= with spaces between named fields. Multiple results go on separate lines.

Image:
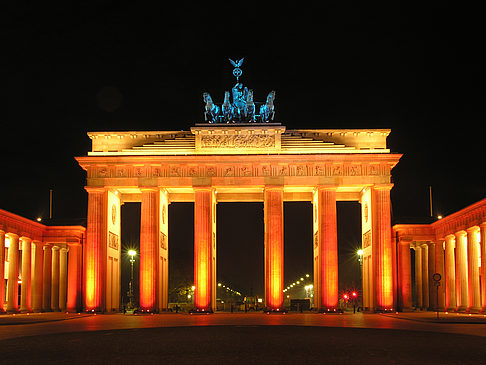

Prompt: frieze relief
xmin=108 ymin=232 xmax=119 ymax=250
xmin=200 ymin=134 xmax=275 ymax=148
xmin=89 ymin=162 xmax=390 ymax=179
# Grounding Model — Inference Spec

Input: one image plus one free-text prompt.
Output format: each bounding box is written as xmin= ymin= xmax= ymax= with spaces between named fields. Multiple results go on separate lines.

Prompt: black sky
xmin=2 ymin=3 xmax=484 ymax=297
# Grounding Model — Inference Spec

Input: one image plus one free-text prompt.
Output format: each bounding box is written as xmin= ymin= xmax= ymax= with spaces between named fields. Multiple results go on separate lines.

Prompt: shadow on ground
xmin=1 ymin=325 xmax=485 ymax=364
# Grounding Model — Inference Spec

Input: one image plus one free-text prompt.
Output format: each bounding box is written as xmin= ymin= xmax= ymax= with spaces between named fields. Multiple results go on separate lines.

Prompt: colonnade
xmin=398 ymin=223 xmax=486 ymax=312
xmin=84 ymin=183 xmax=394 ymax=313
xmin=0 ymin=230 xmax=82 ymax=313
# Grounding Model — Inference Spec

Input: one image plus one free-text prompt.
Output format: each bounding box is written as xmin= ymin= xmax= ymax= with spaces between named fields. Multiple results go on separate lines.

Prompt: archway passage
xmin=121 ymin=203 xmax=141 ymax=309
xmin=337 ymin=201 xmax=362 ymax=307
xmin=168 ymin=203 xmax=194 ymax=309
xmin=216 ymin=203 xmax=264 ymax=310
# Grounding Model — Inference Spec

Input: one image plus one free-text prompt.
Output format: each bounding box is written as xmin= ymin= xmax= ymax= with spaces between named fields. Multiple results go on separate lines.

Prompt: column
xmin=59 ymin=247 xmax=68 ymax=311
xmin=67 ymin=243 xmax=82 ymax=312
xmin=480 ymin=223 xmax=486 ymax=312
xmin=6 ymin=233 xmax=19 ymax=312
xmin=398 ymin=240 xmax=412 ymax=310
xmin=31 ymin=241 xmax=44 ymax=312
xmin=84 ymin=187 xmax=106 ymax=312
xmin=194 ymin=187 xmax=216 ymax=312
xmin=372 ymin=185 xmax=394 ymax=310
xmin=20 ymin=237 xmax=32 ymax=312
xmin=42 ymin=244 xmax=52 ymax=311
xmin=434 ymin=240 xmax=445 ymax=310
xmin=158 ymin=189 xmax=169 ymax=312
xmin=51 ymin=246 xmax=60 ymax=311
xmin=315 ymin=187 xmax=337 ymax=311
xmin=140 ymin=188 xmax=159 ymax=312
xmin=466 ymin=227 xmax=481 ymax=312
xmin=414 ymin=245 xmax=423 ymax=308
xmin=421 ymin=245 xmax=429 ymax=309
xmin=455 ymin=231 xmax=468 ymax=311
xmin=0 ymin=231 xmax=5 ymax=313
xmin=428 ymin=243 xmax=436 ymax=310
xmin=444 ymin=235 xmax=456 ymax=311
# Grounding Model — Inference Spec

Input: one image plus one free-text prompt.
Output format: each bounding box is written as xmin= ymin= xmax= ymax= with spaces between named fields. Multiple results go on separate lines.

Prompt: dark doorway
xmin=121 ymin=202 xmax=141 ymax=308
xmin=168 ymin=203 xmax=194 ymax=304
xmin=217 ymin=203 xmax=264 ymax=299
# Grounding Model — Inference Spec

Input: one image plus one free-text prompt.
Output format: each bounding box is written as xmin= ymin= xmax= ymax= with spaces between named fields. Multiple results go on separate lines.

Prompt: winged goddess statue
xmin=229 ymin=58 xmax=244 ymax=81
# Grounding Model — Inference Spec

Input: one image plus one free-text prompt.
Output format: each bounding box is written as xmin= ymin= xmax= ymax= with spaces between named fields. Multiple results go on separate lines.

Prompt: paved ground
xmin=1 ymin=312 xmax=486 ymax=364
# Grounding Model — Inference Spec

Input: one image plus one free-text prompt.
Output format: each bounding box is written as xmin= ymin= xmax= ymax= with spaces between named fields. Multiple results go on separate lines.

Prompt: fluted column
xmin=51 ymin=246 xmax=60 ymax=311
xmin=466 ymin=227 xmax=481 ymax=312
xmin=314 ymin=187 xmax=337 ymax=311
xmin=194 ymin=187 xmax=216 ymax=312
xmin=42 ymin=245 xmax=52 ymax=311
xmin=84 ymin=187 xmax=106 ymax=312
xmin=480 ymin=223 xmax=486 ymax=312
xmin=6 ymin=233 xmax=19 ymax=312
xmin=444 ymin=235 xmax=456 ymax=311
xmin=140 ymin=188 xmax=159 ymax=312
xmin=59 ymin=248 xmax=68 ymax=311
xmin=434 ymin=240 xmax=445 ymax=310
xmin=455 ymin=231 xmax=468 ymax=311
xmin=31 ymin=241 xmax=44 ymax=312
xmin=67 ymin=243 xmax=82 ymax=312
xmin=373 ymin=185 xmax=394 ymax=310
xmin=414 ymin=245 xmax=423 ymax=309
xmin=0 ymin=231 xmax=5 ymax=313
xmin=398 ymin=239 xmax=412 ymax=310
xmin=428 ymin=243 xmax=436 ymax=310
xmin=421 ymin=245 xmax=429 ymax=309
xmin=20 ymin=237 xmax=32 ymax=312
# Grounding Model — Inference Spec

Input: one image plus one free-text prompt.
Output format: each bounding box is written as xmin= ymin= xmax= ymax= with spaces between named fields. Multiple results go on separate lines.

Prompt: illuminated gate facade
xmin=76 ymin=124 xmax=401 ymax=312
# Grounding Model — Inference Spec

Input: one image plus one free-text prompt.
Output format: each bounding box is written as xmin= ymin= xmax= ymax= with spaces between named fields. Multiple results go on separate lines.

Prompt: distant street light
xmin=357 ymin=249 xmax=363 ymax=265
xmin=128 ymin=250 xmax=136 ymax=310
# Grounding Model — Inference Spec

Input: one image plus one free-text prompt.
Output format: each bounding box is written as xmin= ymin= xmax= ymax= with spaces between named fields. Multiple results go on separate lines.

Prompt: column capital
xmin=140 ymin=187 xmax=159 ymax=192
xmin=6 ymin=232 xmax=19 ymax=240
xmin=51 ymin=245 xmax=61 ymax=251
xmin=20 ymin=236 xmax=32 ymax=243
xmin=84 ymin=186 xmax=106 ymax=194
xmin=455 ymin=230 xmax=467 ymax=238
xmin=466 ymin=226 xmax=480 ymax=234
xmin=264 ymin=185 xmax=285 ymax=191
xmin=372 ymin=183 xmax=394 ymax=191
xmin=315 ymin=185 xmax=338 ymax=191
xmin=398 ymin=238 xmax=412 ymax=247
xmin=445 ymin=234 xmax=456 ymax=242
xmin=479 ymin=222 xmax=486 ymax=229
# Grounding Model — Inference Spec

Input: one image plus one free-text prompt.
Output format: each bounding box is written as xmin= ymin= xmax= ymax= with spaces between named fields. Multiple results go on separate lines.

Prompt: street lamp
xmin=128 ymin=250 xmax=136 ymax=310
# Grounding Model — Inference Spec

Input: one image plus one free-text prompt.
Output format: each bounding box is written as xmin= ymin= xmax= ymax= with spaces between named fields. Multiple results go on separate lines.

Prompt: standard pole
xmin=49 ymin=189 xmax=53 ymax=219
xmin=129 ymin=257 xmax=134 ymax=308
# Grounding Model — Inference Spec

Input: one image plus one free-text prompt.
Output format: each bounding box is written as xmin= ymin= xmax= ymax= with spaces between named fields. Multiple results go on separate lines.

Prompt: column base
xmin=467 ymin=307 xmax=481 ymax=313
xmin=455 ymin=306 xmax=467 ymax=312
xmin=318 ymin=307 xmax=343 ymax=314
xmin=399 ymin=306 xmax=414 ymax=312
xmin=374 ymin=307 xmax=395 ymax=313
xmin=189 ymin=307 xmax=213 ymax=315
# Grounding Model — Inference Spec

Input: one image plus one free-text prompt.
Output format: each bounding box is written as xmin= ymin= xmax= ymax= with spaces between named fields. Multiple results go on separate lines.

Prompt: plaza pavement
xmin=1 ymin=312 xmax=486 ymax=364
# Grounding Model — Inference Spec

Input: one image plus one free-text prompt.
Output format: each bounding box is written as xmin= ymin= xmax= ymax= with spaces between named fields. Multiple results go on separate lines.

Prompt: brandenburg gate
xmin=76 ymin=124 xmax=401 ymax=313
xmin=75 ymin=60 xmax=401 ymax=313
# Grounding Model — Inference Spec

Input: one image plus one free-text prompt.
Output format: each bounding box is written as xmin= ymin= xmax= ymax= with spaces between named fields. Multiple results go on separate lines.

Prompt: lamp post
xmin=128 ymin=250 xmax=136 ymax=310
xmin=357 ymin=249 xmax=363 ymax=309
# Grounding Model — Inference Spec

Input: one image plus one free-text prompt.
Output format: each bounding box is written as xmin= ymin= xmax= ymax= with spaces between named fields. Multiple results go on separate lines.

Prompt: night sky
xmin=3 ymin=3 xmax=483 ymax=298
